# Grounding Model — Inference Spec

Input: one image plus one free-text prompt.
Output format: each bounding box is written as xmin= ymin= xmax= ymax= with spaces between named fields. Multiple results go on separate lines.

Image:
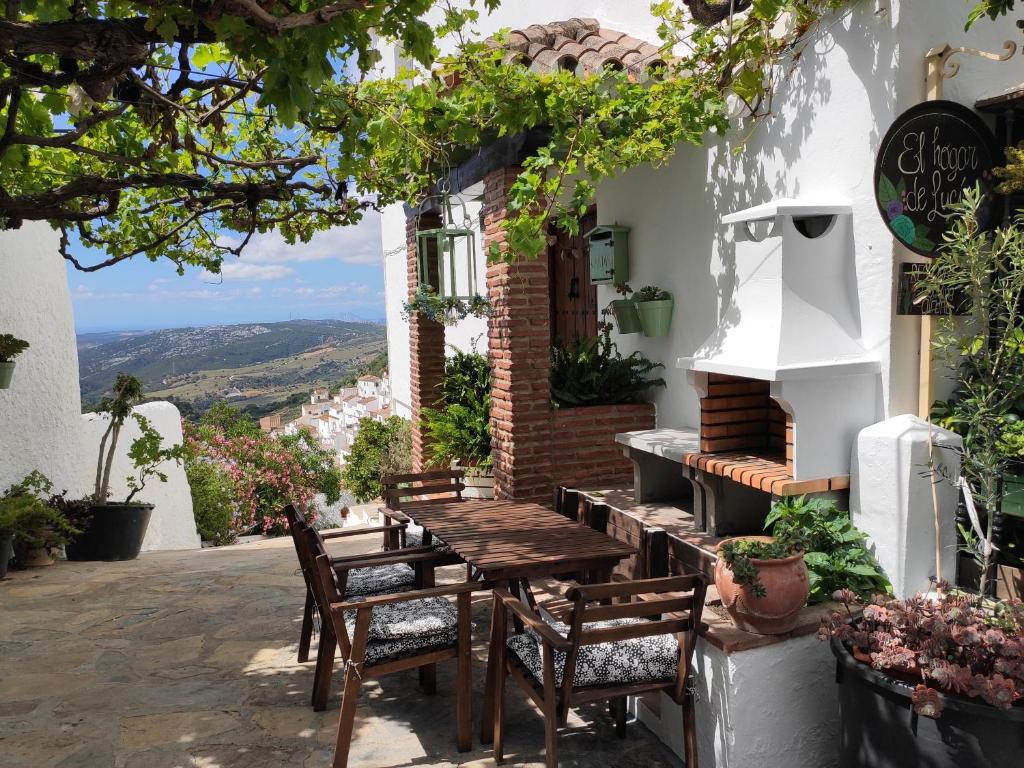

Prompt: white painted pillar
xmin=850 ymin=414 xmax=961 ymax=597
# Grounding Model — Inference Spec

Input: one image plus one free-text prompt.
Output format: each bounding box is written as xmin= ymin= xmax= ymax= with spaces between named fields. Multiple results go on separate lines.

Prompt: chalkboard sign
xmin=875 ymin=100 xmax=1001 ymax=257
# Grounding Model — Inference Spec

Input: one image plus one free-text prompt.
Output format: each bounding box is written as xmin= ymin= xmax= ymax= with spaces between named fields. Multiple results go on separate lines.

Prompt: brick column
xmin=407 ymin=212 xmax=445 ymax=471
xmin=484 ymin=168 xmax=553 ymax=502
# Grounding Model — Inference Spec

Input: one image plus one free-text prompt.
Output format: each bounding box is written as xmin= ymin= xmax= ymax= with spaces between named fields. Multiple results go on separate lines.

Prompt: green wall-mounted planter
xmin=611 ymin=300 xmax=642 ymax=334
xmin=637 ymin=297 xmax=674 ymax=337
xmin=0 ymin=361 xmax=14 ymax=389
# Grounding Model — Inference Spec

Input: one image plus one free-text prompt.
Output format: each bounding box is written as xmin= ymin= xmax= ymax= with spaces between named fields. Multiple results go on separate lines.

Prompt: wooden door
xmin=549 ymin=210 xmax=598 ymax=345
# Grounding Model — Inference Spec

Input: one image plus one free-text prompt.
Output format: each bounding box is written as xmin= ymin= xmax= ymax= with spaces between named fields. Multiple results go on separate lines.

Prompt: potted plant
xmin=68 ymin=374 xmax=185 ymax=561
xmin=0 ymin=472 xmax=79 ymax=569
xmin=606 ymin=283 xmax=642 ymax=334
xmin=821 ymin=590 xmax=1024 ymax=767
xmin=634 ymin=285 xmax=674 ymax=337
xmin=714 ymin=534 xmax=809 ymax=634
xmin=0 ymin=334 xmax=29 ymax=389
xmin=420 ymin=348 xmax=494 ymax=498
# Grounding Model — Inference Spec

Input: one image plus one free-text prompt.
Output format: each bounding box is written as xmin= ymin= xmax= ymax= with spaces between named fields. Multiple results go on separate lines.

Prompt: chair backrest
xmin=559 ymin=574 xmax=707 ymax=702
xmin=381 ymin=469 xmax=466 ymax=510
xmin=579 ymin=502 xmax=669 ymax=581
xmin=303 ymin=528 xmax=356 ymax=657
xmin=284 ymin=504 xmax=313 ymax=579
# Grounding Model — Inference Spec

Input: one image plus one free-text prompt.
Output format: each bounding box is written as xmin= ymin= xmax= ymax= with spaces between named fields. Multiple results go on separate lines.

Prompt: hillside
xmin=78 ymin=319 xmax=387 ymax=413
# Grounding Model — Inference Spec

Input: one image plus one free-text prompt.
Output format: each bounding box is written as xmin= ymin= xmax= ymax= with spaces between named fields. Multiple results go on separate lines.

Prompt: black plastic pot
xmin=0 ymin=534 xmax=12 ymax=578
xmin=831 ymin=637 xmax=1024 ymax=768
xmin=66 ymin=503 xmax=154 ymax=561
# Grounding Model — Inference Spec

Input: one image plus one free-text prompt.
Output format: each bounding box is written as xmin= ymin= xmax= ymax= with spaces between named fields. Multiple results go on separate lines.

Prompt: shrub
xmin=186 ymin=459 xmax=237 ymax=545
xmin=821 ymin=590 xmax=1024 ymax=718
xmin=550 ymin=333 xmax=665 ymax=407
xmin=420 ymin=349 xmax=491 ymax=467
xmin=184 ymin=407 xmax=340 ymax=538
xmin=0 ymin=474 xmax=79 ymax=566
xmin=766 ymin=496 xmax=891 ymax=604
xmin=342 ymin=416 xmax=412 ymax=502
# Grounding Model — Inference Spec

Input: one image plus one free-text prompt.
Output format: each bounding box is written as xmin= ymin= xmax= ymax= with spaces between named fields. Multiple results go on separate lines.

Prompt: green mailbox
xmin=586 ymin=224 xmax=630 ymax=285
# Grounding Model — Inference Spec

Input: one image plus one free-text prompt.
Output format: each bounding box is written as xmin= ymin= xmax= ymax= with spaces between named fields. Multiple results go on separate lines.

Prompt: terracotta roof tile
xmin=497 ymin=18 xmax=667 ymax=82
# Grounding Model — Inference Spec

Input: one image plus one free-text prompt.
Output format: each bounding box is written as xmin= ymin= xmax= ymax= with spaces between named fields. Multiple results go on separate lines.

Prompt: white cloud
xmin=203 ymin=262 xmax=296 ymax=281
xmin=220 ymin=215 xmax=383 ymax=267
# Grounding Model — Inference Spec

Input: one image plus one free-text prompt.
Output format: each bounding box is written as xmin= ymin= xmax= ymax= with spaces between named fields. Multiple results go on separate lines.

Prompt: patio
xmin=0 ymin=532 xmax=681 ymax=768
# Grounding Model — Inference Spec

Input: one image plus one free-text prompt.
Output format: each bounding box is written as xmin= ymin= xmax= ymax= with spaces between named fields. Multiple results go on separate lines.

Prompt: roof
xmin=358 ymin=375 xmax=381 ymax=382
xmin=976 ymin=82 xmax=1024 ymax=112
xmin=492 ymin=18 xmax=666 ymax=80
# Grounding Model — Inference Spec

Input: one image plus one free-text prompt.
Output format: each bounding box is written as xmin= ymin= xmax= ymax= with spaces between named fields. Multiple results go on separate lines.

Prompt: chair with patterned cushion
xmin=379 ymin=469 xmax=466 ymax=552
xmin=284 ymin=504 xmax=427 ymax=671
xmin=483 ymin=574 xmax=707 ymax=768
xmin=308 ymin=535 xmax=476 ymax=768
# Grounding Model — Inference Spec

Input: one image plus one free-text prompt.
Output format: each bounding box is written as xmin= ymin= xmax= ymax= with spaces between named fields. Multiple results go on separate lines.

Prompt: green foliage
xmin=635 ymin=285 xmax=671 ymax=302
xmin=90 ymin=374 xmax=183 ymax=503
xmin=185 ymin=459 xmax=237 ymax=546
xmin=551 ymin=334 xmax=665 ymax=407
xmin=0 ymin=334 xmax=29 ymax=362
xmin=0 ymin=475 xmax=79 ymax=565
xmin=184 ymin=417 xmax=340 ymax=539
xmin=718 ymin=537 xmax=802 ymax=598
xmin=765 ymin=496 xmax=891 ymax=604
xmin=421 ymin=349 xmax=492 ymax=467
xmin=200 ymin=402 xmax=263 ymax=438
xmin=920 ymin=188 xmax=1024 ymax=592
xmin=965 ymin=0 xmax=1016 ymax=28
xmin=341 ymin=416 xmax=412 ymax=502
xmin=351 ymin=1 xmax=849 ymax=263
xmin=124 ymin=414 xmax=186 ymax=504
xmin=278 ymin=429 xmax=343 ymax=507
xmin=995 ymin=141 xmax=1024 ymax=196
xmin=402 ymin=285 xmax=493 ymax=326
xmin=0 ymin=1 xmax=499 ymax=271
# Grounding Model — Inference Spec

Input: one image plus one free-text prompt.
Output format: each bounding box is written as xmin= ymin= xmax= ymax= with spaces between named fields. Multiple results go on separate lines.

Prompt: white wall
xmin=383 ymin=196 xmax=489 ymax=419
xmin=0 ymin=225 xmax=199 ymax=552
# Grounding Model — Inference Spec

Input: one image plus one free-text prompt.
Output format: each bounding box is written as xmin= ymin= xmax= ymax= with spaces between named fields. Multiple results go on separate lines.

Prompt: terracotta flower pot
xmin=714 ymin=535 xmax=809 ymax=635
xmin=22 ymin=547 xmax=54 ymax=568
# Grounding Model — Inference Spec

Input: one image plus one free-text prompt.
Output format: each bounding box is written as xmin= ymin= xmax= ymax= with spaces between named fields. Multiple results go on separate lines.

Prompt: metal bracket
xmin=925 ymin=41 xmax=1017 ymax=99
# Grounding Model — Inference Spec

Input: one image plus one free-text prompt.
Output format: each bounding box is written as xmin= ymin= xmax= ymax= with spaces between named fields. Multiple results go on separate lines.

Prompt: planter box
xmin=831 ymin=637 xmax=1024 ymax=767
xmin=0 ymin=361 xmax=14 ymax=389
xmin=454 ymin=461 xmax=495 ymax=500
xmin=551 ymin=403 xmax=656 ymax=489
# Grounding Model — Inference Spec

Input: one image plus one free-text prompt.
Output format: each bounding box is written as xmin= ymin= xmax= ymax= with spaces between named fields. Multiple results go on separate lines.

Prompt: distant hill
xmin=77 ymin=319 xmax=387 ymax=413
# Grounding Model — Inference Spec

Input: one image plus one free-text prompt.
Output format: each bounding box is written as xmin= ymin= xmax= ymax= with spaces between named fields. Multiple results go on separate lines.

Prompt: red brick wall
xmin=484 ymin=167 xmax=554 ymax=502
xmin=482 ymin=166 xmax=658 ymax=503
xmin=551 ymin=403 xmax=656 ymax=488
xmin=407 ymin=213 xmax=445 ymax=471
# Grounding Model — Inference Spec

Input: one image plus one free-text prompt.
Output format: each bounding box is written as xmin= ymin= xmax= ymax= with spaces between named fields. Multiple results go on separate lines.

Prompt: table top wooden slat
xmin=404 ymin=499 xmax=635 ymax=580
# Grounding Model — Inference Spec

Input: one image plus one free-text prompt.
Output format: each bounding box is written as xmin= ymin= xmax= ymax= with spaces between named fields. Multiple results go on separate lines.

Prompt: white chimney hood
xmin=678 ymin=198 xmax=879 ymax=382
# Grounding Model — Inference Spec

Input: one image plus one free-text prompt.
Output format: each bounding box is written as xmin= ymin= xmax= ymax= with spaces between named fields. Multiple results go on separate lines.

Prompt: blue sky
xmin=68 ymin=214 xmax=386 ymax=333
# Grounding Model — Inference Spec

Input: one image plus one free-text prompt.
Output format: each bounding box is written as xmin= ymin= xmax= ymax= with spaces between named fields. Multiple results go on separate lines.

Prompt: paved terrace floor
xmin=0 ymin=533 xmax=681 ymax=768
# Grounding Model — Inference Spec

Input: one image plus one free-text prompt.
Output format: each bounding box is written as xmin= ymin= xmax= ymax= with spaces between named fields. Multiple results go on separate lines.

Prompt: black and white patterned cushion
xmin=405 ymin=526 xmax=453 ymax=553
xmin=344 ymin=597 xmax=459 ymax=666
xmin=344 ymin=563 xmax=415 ymax=596
xmin=506 ymin=613 xmax=679 ymax=687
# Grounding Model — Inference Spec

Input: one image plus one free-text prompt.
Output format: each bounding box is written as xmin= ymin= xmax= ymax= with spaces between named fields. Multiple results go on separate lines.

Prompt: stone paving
xmin=0 ymin=533 xmax=680 ymax=768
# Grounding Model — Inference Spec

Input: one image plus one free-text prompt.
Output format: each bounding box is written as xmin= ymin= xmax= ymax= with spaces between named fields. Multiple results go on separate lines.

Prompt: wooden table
xmin=403 ymin=498 xmax=636 ymax=583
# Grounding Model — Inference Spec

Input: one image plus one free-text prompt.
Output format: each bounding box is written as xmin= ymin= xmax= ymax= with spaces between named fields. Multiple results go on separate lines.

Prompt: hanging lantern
xmin=415 ymin=190 xmax=479 ymax=300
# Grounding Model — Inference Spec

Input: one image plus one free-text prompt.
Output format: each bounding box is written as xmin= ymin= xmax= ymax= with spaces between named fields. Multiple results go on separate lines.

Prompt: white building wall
xmin=0 ymin=224 xmax=199 ymax=552
xmin=380 ymin=0 xmax=1023 ymax=430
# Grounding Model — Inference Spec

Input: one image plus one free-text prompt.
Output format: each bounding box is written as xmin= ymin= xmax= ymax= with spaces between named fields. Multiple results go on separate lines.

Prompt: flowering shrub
xmin=821 ymin=589 xmax=1024 ymax=718
xmin=184 ymin=410 xmax=341 ymax=539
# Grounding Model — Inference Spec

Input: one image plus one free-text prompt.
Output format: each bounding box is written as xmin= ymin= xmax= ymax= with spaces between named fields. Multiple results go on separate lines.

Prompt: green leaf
xmin=879 ymin=174 xmax=899 ymax=204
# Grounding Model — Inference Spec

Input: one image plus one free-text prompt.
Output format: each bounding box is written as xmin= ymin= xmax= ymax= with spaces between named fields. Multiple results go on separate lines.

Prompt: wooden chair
xmin=308 ymin=531 xmax=476 ymax=768
xmin=379 ymin=469 xmax=466 ymax=551
xmin=284 ymin=504 xmax=427 ymax=671
xmin=484 ymin=574 xmax=707 ymax=768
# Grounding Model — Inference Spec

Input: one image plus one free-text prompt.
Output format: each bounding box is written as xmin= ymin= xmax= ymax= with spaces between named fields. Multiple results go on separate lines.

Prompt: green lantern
xmin=415 ymin=191 xmax=479 ymax=300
